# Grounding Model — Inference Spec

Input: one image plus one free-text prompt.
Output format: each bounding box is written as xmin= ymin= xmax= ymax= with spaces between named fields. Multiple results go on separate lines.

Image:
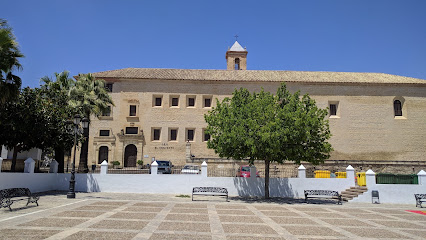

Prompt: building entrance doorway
xmin=124 ymin=144 xmax=137 ymax=167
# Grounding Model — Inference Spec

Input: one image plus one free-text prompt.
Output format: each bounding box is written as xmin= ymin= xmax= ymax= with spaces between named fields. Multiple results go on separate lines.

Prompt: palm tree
xmin=0 ymin=19 xmax=24 ymax=104
xmin=69 ymin=73 xmax=114 ymax=172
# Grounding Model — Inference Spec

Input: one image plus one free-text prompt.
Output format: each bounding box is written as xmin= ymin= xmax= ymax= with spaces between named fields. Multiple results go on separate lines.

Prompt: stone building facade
xmin=82 ymin=41 xmax=426 ymax=171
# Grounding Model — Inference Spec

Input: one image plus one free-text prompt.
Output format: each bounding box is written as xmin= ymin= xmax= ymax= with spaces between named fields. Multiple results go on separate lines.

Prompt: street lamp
xmin=67 ymin=114 xmax=89 ymax=199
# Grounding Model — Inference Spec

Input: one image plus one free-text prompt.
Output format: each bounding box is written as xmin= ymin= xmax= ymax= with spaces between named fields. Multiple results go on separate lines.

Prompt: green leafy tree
xmin=70 ymin=73 xmax=114 ymax=171
xmin=204 ymin=83 xmax=333 ymax=198
xmin=0 ymin=19 xmax=24 ymax=104
xmin=0 ymin=88 xmax=46 ymax=171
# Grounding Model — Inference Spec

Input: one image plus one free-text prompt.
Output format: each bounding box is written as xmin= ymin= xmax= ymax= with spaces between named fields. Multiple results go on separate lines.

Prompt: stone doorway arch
xmin=124 ymin=144 xmax=137 ymax=167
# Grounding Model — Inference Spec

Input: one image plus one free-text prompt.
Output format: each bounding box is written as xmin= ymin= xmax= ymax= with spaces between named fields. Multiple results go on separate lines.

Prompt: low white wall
xmin=351 ymin=184 xmax=426 ymax=205
xmin=0 ymin=173 xmax=57 ymax=193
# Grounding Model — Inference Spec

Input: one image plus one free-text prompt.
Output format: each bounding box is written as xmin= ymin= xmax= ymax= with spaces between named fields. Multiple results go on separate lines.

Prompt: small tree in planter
xmin=137 ymin=160 xmax=144 ymax=169
xmin=112 ymin=161 xmax=120 ymax=169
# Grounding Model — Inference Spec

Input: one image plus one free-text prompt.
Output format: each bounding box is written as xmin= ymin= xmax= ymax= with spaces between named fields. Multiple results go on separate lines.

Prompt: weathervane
xmin=234 ymin=35 xmax=239 ymax=41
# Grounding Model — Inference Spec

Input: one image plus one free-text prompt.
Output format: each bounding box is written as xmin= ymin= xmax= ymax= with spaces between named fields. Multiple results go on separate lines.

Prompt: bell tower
xmin=226 ymin=40 xmax=248 ymax=70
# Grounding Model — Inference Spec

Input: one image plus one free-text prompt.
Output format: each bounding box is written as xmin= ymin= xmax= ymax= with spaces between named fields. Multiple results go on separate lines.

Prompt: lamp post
xmin=67 ymin=114 xmax=89 ymax=199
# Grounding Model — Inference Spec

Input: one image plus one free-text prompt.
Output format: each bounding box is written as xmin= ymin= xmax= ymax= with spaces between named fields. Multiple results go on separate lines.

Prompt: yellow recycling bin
xmin=357 ymin=172 xmax=366 ymax=186
xmin=314 ymin=170 xmax=331 ymax=178
xmin=335 ymin=172 xmax=347 ymax=178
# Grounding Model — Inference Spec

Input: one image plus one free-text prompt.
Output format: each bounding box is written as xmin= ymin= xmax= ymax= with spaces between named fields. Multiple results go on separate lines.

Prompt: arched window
xmin=235 ymin=58 xmax=240 ymax=70
xmin=394 ymin=100 xmax=402 ymax=116
xmin=98 ymin=146 xmax=108 ymax=164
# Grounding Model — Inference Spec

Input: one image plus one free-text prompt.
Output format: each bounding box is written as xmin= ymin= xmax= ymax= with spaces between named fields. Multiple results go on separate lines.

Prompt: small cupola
xmin=226 ymin=41 xmax=248 ymax=70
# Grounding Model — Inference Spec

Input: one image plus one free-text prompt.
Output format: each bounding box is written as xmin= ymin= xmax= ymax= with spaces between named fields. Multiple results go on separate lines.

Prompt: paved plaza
xmin=0 ymin=192 xmax=425 ymax=240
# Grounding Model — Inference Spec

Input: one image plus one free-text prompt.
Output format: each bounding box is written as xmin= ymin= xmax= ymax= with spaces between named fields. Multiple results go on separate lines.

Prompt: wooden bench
xmin=0 ymin=188 xmax=39 ymax=211
xmin=304 ymin=190 xmax=342 ymax=205
xmin=415 ymin=194 xmax=426 ymax=208
xmin=192 ymin=187 xmax=228 ymax=201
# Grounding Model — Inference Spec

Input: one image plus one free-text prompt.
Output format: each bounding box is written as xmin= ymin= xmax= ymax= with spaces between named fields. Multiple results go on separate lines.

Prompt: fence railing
xmin=376 ymin=173 xmax=419 ymax=184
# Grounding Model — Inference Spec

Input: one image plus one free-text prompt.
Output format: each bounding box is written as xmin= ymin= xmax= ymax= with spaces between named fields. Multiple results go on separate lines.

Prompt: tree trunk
xmin=55 ymin=147 xmax=65 ymax=173
xmin=11 ymin=145 xmax=21 ymax=172
xmin=78 ymin=117 xmax=90 ymax=173
xmin=264 ymin=159 xmax=270 ymax=199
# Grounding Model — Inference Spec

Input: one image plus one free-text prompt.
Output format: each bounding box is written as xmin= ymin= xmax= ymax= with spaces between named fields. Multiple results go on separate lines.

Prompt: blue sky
xmin=2 ymin=0 xmax=426 ymax=88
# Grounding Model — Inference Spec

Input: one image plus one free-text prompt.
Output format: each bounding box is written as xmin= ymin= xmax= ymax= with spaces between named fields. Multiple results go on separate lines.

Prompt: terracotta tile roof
xmin=92 ymin=68 xmax=426 ymax=85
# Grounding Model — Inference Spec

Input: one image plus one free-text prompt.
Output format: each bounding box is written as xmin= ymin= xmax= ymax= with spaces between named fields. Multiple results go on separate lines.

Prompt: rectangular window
xmin=155 ymin=97 xmax=162 ymax=106
xmin=204 ymin=98 xmax=211 ymax=108
xmin=99 ymin=130 xmax=110 ymax=136
xmin=204 ymin=132 xmax=210 ymax=142
xmin=153 ymin=128 xmax=161 ymax=141
xmin=105 ymin=83 xmax=113 ymax=92
xmin=171 ymin=97 xmax=179 ymax=107
xmin=126 ymin=127 xmax=138 ymax=134
xmin=330 ymin=104 xmax=337 ymax=116
xmin=170 ymin=129 xmax=178 ymax=141
xmin=187 ymin=129 xmax=194 ymax=142
xmin=129 ymin=105 xmax=137 ymax=116
xmin=188 ymin=97 xmax=195 ymax=107
xmin=102 ymin=106 xmax=111 ymax=116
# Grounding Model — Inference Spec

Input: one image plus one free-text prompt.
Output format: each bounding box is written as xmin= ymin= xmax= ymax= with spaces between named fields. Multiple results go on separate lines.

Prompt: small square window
xmin=330 ymin=104 xmax=337 ymax=116
xmin=129 ymin=105 xmax=137 ymax=116
xmin=126 ymin=127 xmax=138 ymax=134
xmin=170 ymin=129 xmax=178 ymax=141
xmin=105 ymin=83 xmax=113 ymax=92
xmin=153 ymin=128 xmax=161 ymax=141
xmin=155 ymin=97 xmax=162 ymax=107
xmin=187 ymin=129 xmax=194 ymax=142
xmin=172 ymin=97 xmax=179 ymax=107
xmin=99 ymin=130 xmax=110 ymax=136
xmin=188 ymin=98 xmax=195 ymax=107
xmin=204 ymin=97 xmax=211 ymax=108
xmin=102 ymin=106 xmax=111 ymax=116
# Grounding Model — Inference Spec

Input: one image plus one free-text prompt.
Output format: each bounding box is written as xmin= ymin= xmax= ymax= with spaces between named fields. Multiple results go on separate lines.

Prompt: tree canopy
xmin=0 ymin=19 xmax=24 ymax=104
xmin=204 ymin=83 xmax=333 ymax=198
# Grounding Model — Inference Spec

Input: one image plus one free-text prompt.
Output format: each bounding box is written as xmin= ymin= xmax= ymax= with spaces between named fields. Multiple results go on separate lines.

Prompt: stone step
xmin=351 ymin=186 xmax=367 ymax=190
xmin=341 ymin=186 xmax=368 ymax=202
xmin=341 ymin=191 xmax=359 ymax=196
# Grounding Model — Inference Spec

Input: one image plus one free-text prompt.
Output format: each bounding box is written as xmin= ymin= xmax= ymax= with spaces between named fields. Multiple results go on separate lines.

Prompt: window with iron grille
xmin=172 ymin=97 xmax=179 ymax=106
xmin=105 ymin=83 xmax=113 ymax=92
xmin=204 ymin=98 xmax=211 ymax=108
xmin=99 ymin=130 xmax=110 ymax=136
xmin=394 ymin=100 xmax=402 ymax=116
xmin=102 ymin=106 xmax=111 ymax=116
xmin=188 ymin=97 xmax=195 ymax=107
xmin=153 ymin=128 xmax=161 ymax=141
xmin=126 ymin=127 xmax=138 ymax=134
xmin=155 ymin=97 xmax=162 ymax=106
xmin=204 ymin=132 xmax=210 ymax=142
xmin=170 ymin=129 xmax=177 ymax=141
xmin=129 ymin=105 xmax=137 ymax=116
xmin=187 ymin=129 xmax=194 ymax=141
xmin=330 ymin=104 xmax=337 ymax=116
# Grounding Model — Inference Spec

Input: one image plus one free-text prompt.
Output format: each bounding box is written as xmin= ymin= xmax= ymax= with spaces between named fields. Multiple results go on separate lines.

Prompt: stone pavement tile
xmin=270 ymin=217 xmax=317 ymax=225
xmin=215 ymin=204 xmax=247 ymax=210
xmin=174 ymin=203 xmax=208 ymax=208
xmin=282 ymin=226 xmax=343 ymax=237
xmin=302 ymin=211 xmax=349 ymax=218
xmin=333 ymin=208 xmax=371 ymax=214
xmin=88 ymin=201 xmax=128 ymax=206
xmin=260 ymin=210 xmax=300 ymax=217
xmin=341 ymin=227 xmax=407 ymax=238
xmin=0 ymin=229 xmax=61 ymax=240
xmin=219 ymin=215 xmax=264 ymax=223
xmin=291 ymin=207 xmax=331 ymax=212
xmin=122 ymin=206 xmax=164 ymax=212
xmin=254 ymin=205 xmax=288 ymax=211
xmin=89 ymin=219 xmax=148 ymax=230
xmin=391 ymin=214 xmax=426 ymax=221
xmin=165 ymin=213 xmax=209 ymax=222
xmin=345 ymin=213 xmax=392 ymax=220
xmin=132 ymin=202 xmax=168 ymax=207
xmin=371 ymin=220 xmax=424 ymax=229
xmin=64 ymin=230 xmax=137 ymax=240
xmin=149 ymin=233 xmax=212 ymax=240
xmin=157 ymin=222 xmax=211 ymax=232
xmin=225 ymin=235 xmax=284 ymax=240
xmin=401 ymin=230 xmax=426 ymax=239
xmin=368 ymin=209 xmax=412 ymax=215
xmin=20 ymin=217 xmax=88 ymax=227
xmin=74 ymin=205 xmax=119 ymax=211
xmin=320 ymin=218 xmax=374 ymax=227
xmin=222 ymin=224 xmax=277 ymax=234
xmin=109 ymin=212 xmax=158 ymax=220
xmin=217 ymin=209 xmax=255 ymax=215
xmin=170 ymin=208 xmax=209 ymax=214
xmin=53 ymin=211 xmax=107 ymax=218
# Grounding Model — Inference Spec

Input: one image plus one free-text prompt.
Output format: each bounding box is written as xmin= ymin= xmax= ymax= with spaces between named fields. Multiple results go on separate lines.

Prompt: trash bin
xmin=315 ymin=170 xmax=331 ymax=178
xmin=357 ymin=172 xmax=366 ymax=186
xmin=335 ymin=172 xmax=347 ymax=178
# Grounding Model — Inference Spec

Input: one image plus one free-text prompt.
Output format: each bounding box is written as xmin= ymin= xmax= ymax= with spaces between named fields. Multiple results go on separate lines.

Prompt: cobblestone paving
xmin=0 ymin=192 xmax=425 ymax=239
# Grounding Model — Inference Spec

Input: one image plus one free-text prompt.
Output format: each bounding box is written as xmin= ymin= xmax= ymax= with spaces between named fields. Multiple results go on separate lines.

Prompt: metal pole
xmin=67 ymin=126 xmax=78 ymax=199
